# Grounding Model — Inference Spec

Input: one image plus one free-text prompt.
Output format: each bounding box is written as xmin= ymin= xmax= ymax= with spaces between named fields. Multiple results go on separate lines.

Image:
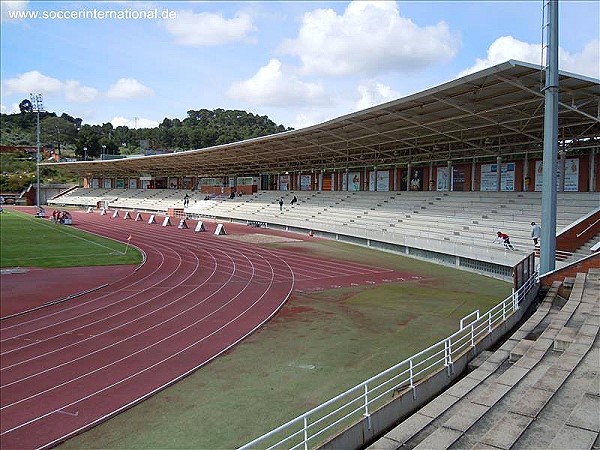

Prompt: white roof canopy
xmin=46 ymin=61 xmax=600 ymax=179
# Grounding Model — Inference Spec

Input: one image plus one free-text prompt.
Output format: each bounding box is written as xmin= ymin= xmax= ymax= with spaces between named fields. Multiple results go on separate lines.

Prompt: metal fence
xmin=240 ymin=270 xmax=539 ymax=450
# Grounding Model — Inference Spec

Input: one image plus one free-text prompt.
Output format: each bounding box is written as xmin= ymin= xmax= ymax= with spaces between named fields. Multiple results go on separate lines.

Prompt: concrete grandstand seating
xmin=49 ymin=188 xmax=599 ymax=266
xmin=52 ymin=187 xmax=107 ymax=207
xmin=195 ymin=190 xmax=597 ymax=262
xmin=368 ymin=268 xmax=600 ymax=450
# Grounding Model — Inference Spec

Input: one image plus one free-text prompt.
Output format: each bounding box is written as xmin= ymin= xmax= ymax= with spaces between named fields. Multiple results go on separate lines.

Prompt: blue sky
xmin=1 ymin=1 xmax=598 ymax=130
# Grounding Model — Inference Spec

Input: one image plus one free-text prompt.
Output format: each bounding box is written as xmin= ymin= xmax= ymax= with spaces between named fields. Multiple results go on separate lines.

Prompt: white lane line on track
xmin=0 ymin=245 xmax=166 ymax=336
xmin=0 ymin=244 xmax=178 ymax=352
xmin=0 ymin=226 xmax=212 ymax=344
xmin=0 ymin=248 xmax=215 ymax=387
xmin=42 ymin=253 xmax=295 ymax=450
xmin=1 ymin=234 xmax=292 ymax=436
xmin=0 ymin=243 xmax=203 ymax=368
xmin=0 ymin=249 xmax=235 ymax=412
xmin=3 ymin=225 xmax=237 ymax=348
xmin=0 ymin=225 xmax=293 ymax=405
xmin=273 ymin=246 xmax=395 ymax=273
xmin=2 ymin=215 xmax=297 ymax=448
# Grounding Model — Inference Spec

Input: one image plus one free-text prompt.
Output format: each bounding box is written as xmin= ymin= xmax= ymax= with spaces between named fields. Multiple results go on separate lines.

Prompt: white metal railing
xmin=576 ymin=217 xmax=600 ymax=238
xmin=240 ymin=272 xmax=538 ymax=450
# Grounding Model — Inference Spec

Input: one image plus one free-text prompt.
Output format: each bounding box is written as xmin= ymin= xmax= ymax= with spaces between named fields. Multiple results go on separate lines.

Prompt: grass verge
xmin=59 ymin=238 xmax=510 ymax=449
xmin=0 ymin=209 xmax=142 ymax=268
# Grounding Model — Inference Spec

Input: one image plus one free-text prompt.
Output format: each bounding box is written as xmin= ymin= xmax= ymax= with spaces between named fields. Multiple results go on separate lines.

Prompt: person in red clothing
xmin=494 ymin=231 xmax=515 ymax=250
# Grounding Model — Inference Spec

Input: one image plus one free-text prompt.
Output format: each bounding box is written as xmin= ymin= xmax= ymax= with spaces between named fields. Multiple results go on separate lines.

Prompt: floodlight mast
xmin=30 ymin=93 xmax=45 ymax=208
xmin=540 ymin=0 xmax=559 ymax=275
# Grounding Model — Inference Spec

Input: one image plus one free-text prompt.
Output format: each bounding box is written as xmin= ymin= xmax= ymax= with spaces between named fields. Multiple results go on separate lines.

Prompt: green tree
xmin=41 ymin=116 xmax=79 ymax=155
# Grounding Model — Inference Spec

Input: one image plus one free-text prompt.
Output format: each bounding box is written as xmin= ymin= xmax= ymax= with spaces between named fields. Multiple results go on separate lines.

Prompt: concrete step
xmin=368 ymin=270 xmax=598 ymax=450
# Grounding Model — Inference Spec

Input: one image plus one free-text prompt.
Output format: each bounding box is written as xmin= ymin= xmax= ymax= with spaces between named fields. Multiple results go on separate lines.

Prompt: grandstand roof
xmin=45 ymin=60 xmax=600 ymax=178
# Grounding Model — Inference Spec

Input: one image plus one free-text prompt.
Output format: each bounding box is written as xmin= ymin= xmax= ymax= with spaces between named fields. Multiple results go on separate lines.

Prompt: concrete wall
xmin=556 ymin=208 xmax=600 ymax=252
xmin=258 ymin=221 xmax=515 ymax=281
xmin=540 ymin=252 xmax=600 ymax=287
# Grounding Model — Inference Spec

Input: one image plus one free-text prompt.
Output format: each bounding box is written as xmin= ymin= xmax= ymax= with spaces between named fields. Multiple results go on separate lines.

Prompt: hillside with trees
xmin=1 ymin=108 xmax=293 ymax=160
xmin=0 ymin=108 xmax=292 ymax=193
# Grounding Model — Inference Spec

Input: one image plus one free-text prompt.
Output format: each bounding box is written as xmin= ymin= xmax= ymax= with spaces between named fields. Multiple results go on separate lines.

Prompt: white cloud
xmin=290 ymin=112 xmax=322 ymax=130
xmin=3 ymin=70 xmax=63 ymax=95
xmin=355 ymin=80 xmax=399 ymax=111
xmin=459 ymin=36 xmax=600 ymax=79
xmin=560 ymin=40 xmax=600 ymax=79
xmin=1 ymin=1 xmax=28 ymax=22
xmin=1 ymin=103 xmax=21 ymax=114
xmin=289 ymin=110 xmax=346 ymax=130
xmin=106 ymin=78 xmax=153 ymax=99
xmin=280 ymin=1 xmax=459 ymax=77
xmin=285 ymin=79 xmax=400 ymax=130
xmin=227 ymin=58 xmax=330 ymax=107
xmin=2 ymin=70 xmax=99 ymax=105
xmin=458 ymin=36 xmax=541 ymax=77
xmin=164 ymin=10 xmax=255 ymax=46
xmin=64 ymin=80 xmax=99 ymax=103
xmin=111 ymin=116 xmax=159 ymax=129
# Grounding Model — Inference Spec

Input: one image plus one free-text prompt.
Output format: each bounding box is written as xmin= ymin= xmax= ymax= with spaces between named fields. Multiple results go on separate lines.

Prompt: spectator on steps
xmin=530 ymin=222 xmax=541 ymax=246
xmin=494 ymin=231 xmax=515 ymax=251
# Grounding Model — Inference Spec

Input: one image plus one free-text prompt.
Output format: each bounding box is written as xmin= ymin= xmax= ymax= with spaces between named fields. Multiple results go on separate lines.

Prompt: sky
xmin=1 ymin=0 xmax=598 ymax=131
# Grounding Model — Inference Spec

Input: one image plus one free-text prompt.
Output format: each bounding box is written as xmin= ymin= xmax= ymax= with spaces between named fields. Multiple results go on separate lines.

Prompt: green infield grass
xmin=59 ymin=238 xmax=511 ymax=450
xmin=0 ymin=209 xmax=143 ymax=268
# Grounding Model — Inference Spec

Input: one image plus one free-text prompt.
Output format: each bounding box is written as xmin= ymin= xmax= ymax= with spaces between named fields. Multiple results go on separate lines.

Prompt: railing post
xmin=444 ymin=339 xmax=453 ymax=367
xmin=445 ymin=338 xmax=453 ymax=376
xmin=409 ymin=359 xmax=414 ymax=389
xmin=303 ymin=416 xmax=309 ymax=450
xmin=488 ymin=313 xmax=493 ymax=333
xmin=470 ymin=322 xmax=475 ymax=348
xmin=363 ymin=383 xmax=372 ymax=430
xmin=444 ymin=340 xmax=448 ymax=366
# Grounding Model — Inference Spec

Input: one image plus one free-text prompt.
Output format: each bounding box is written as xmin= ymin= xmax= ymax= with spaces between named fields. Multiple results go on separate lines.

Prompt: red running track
xmin=0 ymin=210 xmax=403 ymax=449
xmin=0 ymin=211 xmax=296 ymax=449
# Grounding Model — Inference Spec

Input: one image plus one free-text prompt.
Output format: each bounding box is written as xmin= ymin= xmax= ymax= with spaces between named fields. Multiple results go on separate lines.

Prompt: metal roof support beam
xmin=431 ymin=94 xmax=543 ymax=146
xmin=497 ymin=75 xmax=600 ymax=124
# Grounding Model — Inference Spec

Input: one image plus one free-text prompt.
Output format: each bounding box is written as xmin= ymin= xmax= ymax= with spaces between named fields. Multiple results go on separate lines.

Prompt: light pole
xmin=30 ymin=93 xmax=44 ymax=208
xmin=55 ymin=126 xmax=61 ymax=156
xmin=540 ymin=0 xmax=559 ymax=274
xmin=84 ymin=147 xmax=88 ymax=161
xmin=102 ymin=144 xmax=106 ymax=160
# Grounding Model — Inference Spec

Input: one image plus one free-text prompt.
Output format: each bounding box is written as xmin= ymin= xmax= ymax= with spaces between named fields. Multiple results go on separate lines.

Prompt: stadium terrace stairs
xmin=366 ymin=268 xmax=599 ymax=450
